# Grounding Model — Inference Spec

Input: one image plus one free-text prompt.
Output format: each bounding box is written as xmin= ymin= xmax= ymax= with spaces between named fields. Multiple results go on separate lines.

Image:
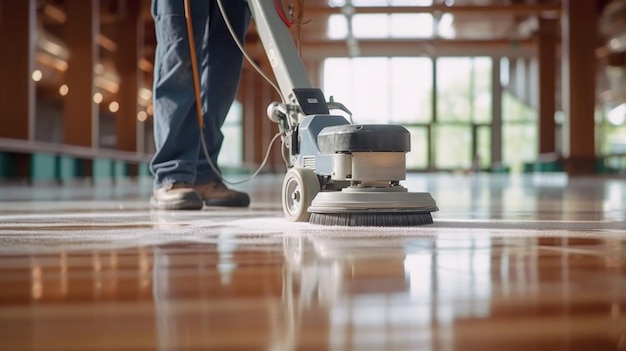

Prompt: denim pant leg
xmin=195 ymin=0 xmax=250 ymax=185
xmin=149 ymin=0 xmax=210 ymax=190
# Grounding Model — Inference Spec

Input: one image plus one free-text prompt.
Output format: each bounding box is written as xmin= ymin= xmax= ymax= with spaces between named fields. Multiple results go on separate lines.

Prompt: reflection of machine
xmin=283 ymin=232 xmax=410 ymax=303
xmin=279 ymin=231 xmax=411 ymax=350
xmin=247 ymin=0 xmax=438 ymax=226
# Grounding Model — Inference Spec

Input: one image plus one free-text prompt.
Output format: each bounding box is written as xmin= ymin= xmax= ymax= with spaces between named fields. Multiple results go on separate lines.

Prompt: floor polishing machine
xmin=247 ymin=0 xmax=438 ymax=226
xmin=190 ymin=0 xmax=439 ymax=226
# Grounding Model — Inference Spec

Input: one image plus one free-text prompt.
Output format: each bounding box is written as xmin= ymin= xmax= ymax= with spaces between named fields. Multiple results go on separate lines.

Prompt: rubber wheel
xmin=282 ymin=168 xmax=320 ymax=222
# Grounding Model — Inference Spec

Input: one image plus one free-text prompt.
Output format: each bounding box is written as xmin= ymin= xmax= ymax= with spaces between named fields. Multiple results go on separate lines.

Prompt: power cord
xmin=216 ymin=0 xmax=285 ymax=102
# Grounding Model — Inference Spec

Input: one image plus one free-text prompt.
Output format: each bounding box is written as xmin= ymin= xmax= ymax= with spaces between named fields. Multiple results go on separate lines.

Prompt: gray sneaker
xmin=150 ymin=182 xmax=203 ymax=210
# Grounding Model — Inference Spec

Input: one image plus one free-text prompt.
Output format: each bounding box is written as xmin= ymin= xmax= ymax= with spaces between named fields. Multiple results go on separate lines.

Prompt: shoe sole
xmin=204 ymin=197 xmax=251 ymax=207
xmin=150 ymin=197 xmax=204 ymax=210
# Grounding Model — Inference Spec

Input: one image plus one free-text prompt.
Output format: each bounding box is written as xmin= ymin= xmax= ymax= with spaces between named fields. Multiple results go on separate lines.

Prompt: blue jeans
xmin=150 ymin=0 xmax=250 ymax=190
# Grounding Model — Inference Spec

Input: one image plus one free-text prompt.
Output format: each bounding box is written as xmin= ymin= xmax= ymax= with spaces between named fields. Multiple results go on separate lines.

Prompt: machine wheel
xmin=282 ymin=168 xmax=320 ymax=222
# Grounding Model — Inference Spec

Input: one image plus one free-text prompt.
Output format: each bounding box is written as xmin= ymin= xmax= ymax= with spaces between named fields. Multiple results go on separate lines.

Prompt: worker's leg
xmin=149 ymin=0 xmax=210 ymax=190
xmin=195 ymin=0 xmax=250 ymax=184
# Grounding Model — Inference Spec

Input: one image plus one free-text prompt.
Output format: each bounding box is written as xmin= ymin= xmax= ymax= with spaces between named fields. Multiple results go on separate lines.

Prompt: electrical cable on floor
xmin=183 ymin=0 xmax=291 ymax=186
xmin=200 ymin=131 xmax=283 ymax=185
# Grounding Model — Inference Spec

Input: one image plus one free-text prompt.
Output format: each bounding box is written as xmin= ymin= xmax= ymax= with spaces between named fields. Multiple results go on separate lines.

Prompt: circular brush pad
xmin=309 ymin=211 xmax=433 ymax=227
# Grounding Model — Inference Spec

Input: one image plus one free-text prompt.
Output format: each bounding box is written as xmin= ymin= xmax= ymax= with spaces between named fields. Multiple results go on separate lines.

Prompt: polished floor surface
xmin=0 ymin=173 xmax=624 ymax=351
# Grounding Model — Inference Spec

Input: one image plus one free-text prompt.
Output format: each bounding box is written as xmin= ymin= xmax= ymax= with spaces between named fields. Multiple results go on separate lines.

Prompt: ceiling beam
xmin=245 ymin=38 xmax=536 ymax=59
xmin=303 ymin=4 xmax=561 ymax=17
xmin=139 ymin=3 xmax=562 ymax=23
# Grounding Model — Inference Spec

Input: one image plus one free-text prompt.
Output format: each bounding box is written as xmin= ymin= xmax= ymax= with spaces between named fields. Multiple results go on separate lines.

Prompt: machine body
xmin=247 ymin=0 xmax=438 ymax=226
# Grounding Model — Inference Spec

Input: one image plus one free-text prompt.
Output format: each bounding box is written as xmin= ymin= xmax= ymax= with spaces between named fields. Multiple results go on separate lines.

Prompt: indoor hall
xmin=0 ymin=0 xmax=625 ymax=350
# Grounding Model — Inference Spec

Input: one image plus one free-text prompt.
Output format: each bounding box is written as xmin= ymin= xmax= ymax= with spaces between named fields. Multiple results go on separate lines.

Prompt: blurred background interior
xmin=1 ymin=2 xmax=625 ymax=350
xmin=0 ymin=0 xmax=624 ymax=183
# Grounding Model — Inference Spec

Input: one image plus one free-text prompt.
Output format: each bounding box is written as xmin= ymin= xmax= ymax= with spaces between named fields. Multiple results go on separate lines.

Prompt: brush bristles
xmin=309 ymin=212 xmax=433 ymax=227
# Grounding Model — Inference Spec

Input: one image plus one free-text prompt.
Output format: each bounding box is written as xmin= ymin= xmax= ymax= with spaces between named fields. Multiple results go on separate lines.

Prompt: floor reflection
xmin=279 ymin=229 xmax=625 ymax=350
xmin=0 ymin=174 xmax=625 ymax=350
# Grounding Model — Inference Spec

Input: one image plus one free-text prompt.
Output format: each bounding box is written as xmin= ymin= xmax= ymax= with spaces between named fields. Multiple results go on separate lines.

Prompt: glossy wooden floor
xmin=0 ymin=173 xmax=624 ymax=351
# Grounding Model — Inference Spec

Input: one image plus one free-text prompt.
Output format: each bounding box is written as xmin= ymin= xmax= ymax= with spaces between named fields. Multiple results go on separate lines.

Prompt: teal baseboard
xmin=30 ymin=153 xmax=57 ymax=182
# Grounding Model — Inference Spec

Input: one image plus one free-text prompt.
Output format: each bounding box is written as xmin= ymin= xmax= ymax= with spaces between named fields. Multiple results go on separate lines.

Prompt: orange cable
xmin=183 ymin=0 xmax=204 ymax=129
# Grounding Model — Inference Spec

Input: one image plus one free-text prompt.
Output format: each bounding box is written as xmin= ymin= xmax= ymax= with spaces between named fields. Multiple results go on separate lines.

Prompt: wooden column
xmin=64 ymin=0 xmax=99 ymax=149
xmin=114 ymin=1 xmax=143 ymax=177
xmin=0 ymin=0 xmax=36 ymax=179
xmin=261 ymin=59 xmax=283 ymax=172
xmin=114 ymin=2 xmax=143 ymax=155
xmin=0 ymin=0 xmax=36 ymax=141
xmin=537 ymin=18 xmax=558 ymax=155
xmin=561 ymin=0 xmax=598 ymax=174
xmin=303 ymin=58 xmax=322 ymax=88
xmin=240 ymin=67 xmax=262 ymax=167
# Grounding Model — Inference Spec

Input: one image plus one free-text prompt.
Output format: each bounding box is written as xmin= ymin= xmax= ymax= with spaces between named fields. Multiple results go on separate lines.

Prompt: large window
xmin=326 ymin=0 xmax=461 ymax=43
xmin=328 ymin=13 xmax=434 ymax=39
xmin=218 ymin=101 xmax=243 ymax=169
xmin=601 ymin=103 xmax=626 ymax=154
xmin=476 ymin=126 xmax=492 ymax=170
xmin=406 ymin=127 xmax=429 ymax=169
xmin=437 ymin=57 xmax=492 ymax=124
xmin=502 ymin=91 xmax=537 ymax=172
xmin=435 ymin=125 xmax=472 ymax=169
xmin=435 ymin=57 xmax=492 ymax=170
xmin=323 ymin=57 xmax=432 ymax=124
xmin=323 ymin=57 xmax=432 ymax=169
xmin=322 ymin=55 xmax=547 ymax=172
xmin=390 ymin=58 xmax=432 ymax=124
xmin=329 ymin=0 xmax=434 ymax=6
